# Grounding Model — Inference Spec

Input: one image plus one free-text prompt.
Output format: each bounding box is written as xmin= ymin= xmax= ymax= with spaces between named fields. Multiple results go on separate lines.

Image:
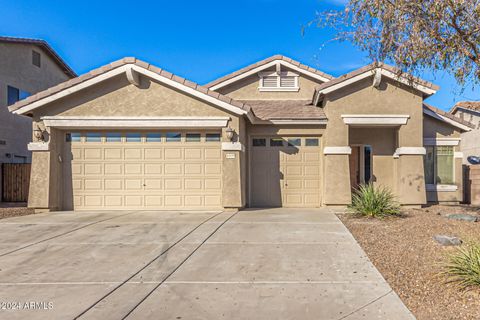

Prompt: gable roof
xmin=9 ymin=57 xmax=252 ymax=118
xmin=205 ymin=55 xmax=334 ymax=90
xmin=450 ymin=101 xmax=480 ymax=115
xmin=423 ymin=103 xmax=474 ymax=131
xmin=0 ymin=36 xmax=76 ymax=78
xmin=314 ymin=62 xmax=439 ymax=101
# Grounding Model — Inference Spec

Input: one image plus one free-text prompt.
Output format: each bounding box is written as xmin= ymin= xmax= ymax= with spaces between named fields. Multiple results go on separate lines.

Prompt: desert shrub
xmin=348 ymin=183 xmax=400 ymax=218
xmin=443 ymin=242 xmax=480 ymax=291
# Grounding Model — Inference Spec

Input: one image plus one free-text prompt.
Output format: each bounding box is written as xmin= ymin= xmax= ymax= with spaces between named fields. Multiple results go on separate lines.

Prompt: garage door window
xmin=106 ymin=133 xmax=122 ymax=142
xmin=186 ymin=133 xmax=201 ymax=142
xmin=166 ymin=133 xmax=181 ymax=142
xmin=206 ymin=133 xmax=221 ymax=142
xmin=287 ymin=138 xmax=301 ymax=147
xmin=146 ymin=133 xmax=162 ymax=142
xmin=66 ymin=133 xmax=81 ymax=142
xmin=252 ymin=138 xmax=266 ymax=147
xmin=86 ymin=133 xmax=102 ymax=142
xmin=126 ymin=133 xmax=142 ymax=142
xmin=270 ymin=138 xmax=284 ymax=147
xmin=305 ymin=138 xmax=319 ymax=146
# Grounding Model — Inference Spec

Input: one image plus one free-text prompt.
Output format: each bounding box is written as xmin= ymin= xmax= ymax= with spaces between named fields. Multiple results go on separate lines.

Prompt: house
xmin=0 ymin=36 xmax=76 ymax=202
xmin=449 ymin=101 xmax=480 ymax=164
xmin=7 ymin=55 xmax=473 ymax=212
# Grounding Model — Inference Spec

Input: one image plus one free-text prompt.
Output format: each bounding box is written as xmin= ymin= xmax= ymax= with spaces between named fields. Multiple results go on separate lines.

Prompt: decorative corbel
xmin=126 ymin=65 xmax=141 ymax=86
xmin=373 ymin=68 xmax=382 ymax=88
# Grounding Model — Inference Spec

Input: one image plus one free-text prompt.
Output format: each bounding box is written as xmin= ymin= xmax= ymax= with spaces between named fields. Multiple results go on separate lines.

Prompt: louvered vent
xmin=280 ymin=76 xmax=296 ymax=88
xmin=262 ymin=76 xmax=278 ymax=88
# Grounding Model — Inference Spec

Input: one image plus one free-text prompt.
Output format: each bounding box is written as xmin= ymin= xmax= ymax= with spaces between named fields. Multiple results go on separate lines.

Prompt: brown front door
xmin=349 ymin=146 xmax=361 ymax=190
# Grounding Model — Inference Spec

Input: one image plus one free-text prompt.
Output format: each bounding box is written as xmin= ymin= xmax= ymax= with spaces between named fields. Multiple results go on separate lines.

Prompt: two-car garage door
xmin=64 ymin=131 xmax=223 ymax=210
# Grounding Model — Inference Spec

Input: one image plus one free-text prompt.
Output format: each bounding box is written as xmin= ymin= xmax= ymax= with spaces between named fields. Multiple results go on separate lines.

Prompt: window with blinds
xmin=424 ymin=146 xmax=454 ymax=185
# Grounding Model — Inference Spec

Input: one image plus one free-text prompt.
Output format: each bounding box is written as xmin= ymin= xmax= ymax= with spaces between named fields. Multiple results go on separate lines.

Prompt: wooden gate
xmin=2 ymin=163 xmax=31 ymax=202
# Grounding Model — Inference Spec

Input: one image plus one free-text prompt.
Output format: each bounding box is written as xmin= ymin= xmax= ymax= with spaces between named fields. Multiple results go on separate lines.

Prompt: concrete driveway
xmin=0 ymin=208 xmax=414 ymax=319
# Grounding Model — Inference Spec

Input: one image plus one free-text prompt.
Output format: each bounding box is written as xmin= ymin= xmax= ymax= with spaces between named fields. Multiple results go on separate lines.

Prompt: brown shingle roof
xmin=0 ymin=36 xmax=76 ymax=78
xmin=239 ymin=100 xmax=326 ymax=121
xmin=315 ymin=62 xmax=439 ymax=96
xmin=450 ymin=101 xmax=480 ymax=114
xmin=9 ymin=57 xmax=251 ymax=114
xmin=423 ymin=103 xmax=474 ymax=130
xmin=205 ymin=55 xmax=334 ymax=89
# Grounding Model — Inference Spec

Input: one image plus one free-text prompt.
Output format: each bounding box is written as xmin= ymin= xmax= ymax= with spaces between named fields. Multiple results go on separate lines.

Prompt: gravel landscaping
xmin=0 ymin=203 xmax=34 ymax=220
xmin=339 ymin=205 xmax=480 ymax=320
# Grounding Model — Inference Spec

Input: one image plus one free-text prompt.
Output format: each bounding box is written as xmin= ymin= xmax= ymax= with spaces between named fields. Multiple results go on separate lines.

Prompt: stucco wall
xmin=322 ymin=77 xmax=426 ymax=205
xmin=216 ymin=66 xmax=325 ymax=100
xmin=0 ymin=43 xmax=70 ymax=165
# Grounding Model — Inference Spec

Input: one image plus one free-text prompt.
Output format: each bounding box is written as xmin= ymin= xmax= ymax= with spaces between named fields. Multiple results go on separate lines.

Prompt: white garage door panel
xmin=66 ymin=134 xmax=222 ymax=210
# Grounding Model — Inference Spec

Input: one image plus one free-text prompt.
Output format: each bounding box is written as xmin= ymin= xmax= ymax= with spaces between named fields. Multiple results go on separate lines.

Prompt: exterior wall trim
xmin=393 ymin=147 xmax=426 ymax=158
xmin=41 ymin=116 xmax=230 ymax=129
xmin=423 ymin=137 xmax=461 ymax=146
xmin=323 ymin=146 xmax=352 ymax=155
xmin=454 ymin=151 xmax=463 ymax=158
xmin=221 ymin=142 xmax=244 ymax=152
xmin=426 ymin=184 xmax=458 ymax=192
xmin=27 ymin=142 xmax=50 ymax=151
xmin=341 ymin=114 xmax=410 ymax=126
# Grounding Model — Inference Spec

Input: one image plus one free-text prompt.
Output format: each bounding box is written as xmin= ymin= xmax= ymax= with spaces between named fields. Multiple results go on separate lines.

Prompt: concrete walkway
xmin=0 ymin=208 xmax=414 ymax=319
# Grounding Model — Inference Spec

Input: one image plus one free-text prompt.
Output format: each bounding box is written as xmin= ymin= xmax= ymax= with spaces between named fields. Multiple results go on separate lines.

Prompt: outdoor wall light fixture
xmin=225 ymin=127 xmax=235 ymax=142
xmin=34 ymin=128 xmax=44 ymax=142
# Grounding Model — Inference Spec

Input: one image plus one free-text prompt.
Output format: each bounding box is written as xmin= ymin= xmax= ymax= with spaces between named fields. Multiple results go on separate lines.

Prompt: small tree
xmin=311 ymin=0 xmax=480 ymax=87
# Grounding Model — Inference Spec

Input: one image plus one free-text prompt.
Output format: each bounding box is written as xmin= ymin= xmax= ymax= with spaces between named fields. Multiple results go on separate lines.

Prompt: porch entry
xmin=349 ymin=145 xmax=372 ymax=190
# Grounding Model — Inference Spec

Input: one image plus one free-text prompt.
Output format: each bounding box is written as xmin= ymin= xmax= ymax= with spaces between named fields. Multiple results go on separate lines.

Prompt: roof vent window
xmin=258 ymin=72 xmax=299 ymax=92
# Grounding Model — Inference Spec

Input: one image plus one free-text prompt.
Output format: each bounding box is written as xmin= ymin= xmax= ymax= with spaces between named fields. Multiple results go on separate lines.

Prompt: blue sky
xmin=1 ymin=0 xmax=477 ymax=110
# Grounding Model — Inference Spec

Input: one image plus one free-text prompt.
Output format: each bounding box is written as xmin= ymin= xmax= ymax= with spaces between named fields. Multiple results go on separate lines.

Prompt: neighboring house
xmin=449 ymin=101 xmax=480 ymax=163
xmin=7 ymin=55 xmax=473 ymax=212
xmin=0 ymin=36 xmax=76 ymax=164
xmin=0 ymin=36 xmax=76 ymax=202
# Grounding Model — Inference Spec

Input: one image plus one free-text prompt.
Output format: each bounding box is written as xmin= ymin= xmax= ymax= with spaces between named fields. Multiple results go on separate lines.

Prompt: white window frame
xmin=423 ymin=142 xmax=457 ymax=191
xmin=258 ymin=71 xmax=299 ymax=92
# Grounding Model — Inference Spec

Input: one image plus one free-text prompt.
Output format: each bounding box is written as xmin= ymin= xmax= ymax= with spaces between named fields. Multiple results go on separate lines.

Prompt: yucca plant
xmin=442 ymin=242 xmax=480 ymax=291
xmin=348 ymin=183 xmax=400 ymax=218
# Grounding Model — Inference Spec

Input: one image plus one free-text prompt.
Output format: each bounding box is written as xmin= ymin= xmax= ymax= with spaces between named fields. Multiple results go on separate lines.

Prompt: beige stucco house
xmin=449 ymin=101 xmax=480 ymax=164
xmin=8 ymin=55 xmax=473 ymax=212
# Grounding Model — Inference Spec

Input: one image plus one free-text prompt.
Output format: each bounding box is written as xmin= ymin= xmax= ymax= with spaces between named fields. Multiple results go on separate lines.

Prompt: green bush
xmin=443 ymin=242 xmax=480 ymax=291
xmin=348 ymin=183 xmax=400 ymax=218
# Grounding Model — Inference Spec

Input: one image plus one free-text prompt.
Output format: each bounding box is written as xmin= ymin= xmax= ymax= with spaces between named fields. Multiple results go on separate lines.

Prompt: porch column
xmin=27 ymin=127 xmax=63 ymax=212
xmin=221 ymin=119 xmax=245 ymax=208
xmin=323 ymin=147 xmax=352 ymax=205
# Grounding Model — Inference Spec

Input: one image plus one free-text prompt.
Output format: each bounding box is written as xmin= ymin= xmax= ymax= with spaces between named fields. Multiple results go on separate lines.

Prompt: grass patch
xmin=348 ymin=183 xmax=400 ymax=218
xmin=442 ymin=242 xmax=480 ymax=291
